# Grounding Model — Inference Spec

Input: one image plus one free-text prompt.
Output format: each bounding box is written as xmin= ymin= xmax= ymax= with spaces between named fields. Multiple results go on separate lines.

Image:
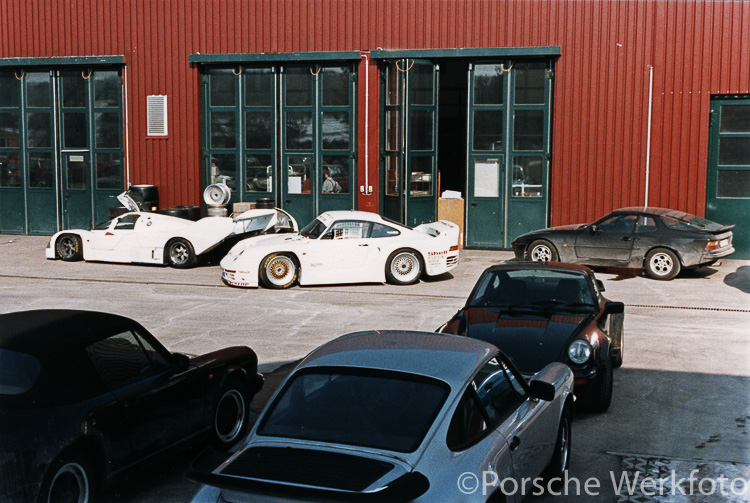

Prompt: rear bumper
xmin=698 ymin=246 xmax=735 ymax=264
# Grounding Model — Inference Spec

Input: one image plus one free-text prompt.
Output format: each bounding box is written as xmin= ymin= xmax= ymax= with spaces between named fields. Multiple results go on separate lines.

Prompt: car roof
xmin=296 ymin=330 xmax=497 ymax=387
xmin=317 ymin=210 xmax=388 ymax=223
xmin=0 ymin=309 xmax=138 ymax=357
xmin=612 ymin=206 xmax=693 ymax=218
xmin=487 ymin=260 xmax=593 ymax=275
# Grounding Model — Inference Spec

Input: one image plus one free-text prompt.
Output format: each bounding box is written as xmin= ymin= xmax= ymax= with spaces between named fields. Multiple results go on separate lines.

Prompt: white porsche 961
xmin=220 ymin=210 xmax=460 ymax=288
xmin=45 ymin=207 xmax=297 ymax=269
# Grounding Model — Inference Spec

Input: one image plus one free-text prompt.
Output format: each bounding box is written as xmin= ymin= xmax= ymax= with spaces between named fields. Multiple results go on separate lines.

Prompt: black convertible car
xmin=511 ymin=207 xmax=735 ymax=280
xmin=0 ymin=310 xmax=263 ymax=502
xmin=439 ymin=262 xmax=624 ymax=412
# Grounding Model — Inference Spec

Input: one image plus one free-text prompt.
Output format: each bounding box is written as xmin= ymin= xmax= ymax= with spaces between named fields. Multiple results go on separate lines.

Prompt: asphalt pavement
xmin=1 ymin=234 xmax=749 ymax=502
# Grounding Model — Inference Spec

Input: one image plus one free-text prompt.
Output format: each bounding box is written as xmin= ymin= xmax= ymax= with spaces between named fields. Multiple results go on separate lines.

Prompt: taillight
xmin=449 ymin=245 xmax=458 ymax=251
xmin=705 ymin=240 xmax=720 ymax=251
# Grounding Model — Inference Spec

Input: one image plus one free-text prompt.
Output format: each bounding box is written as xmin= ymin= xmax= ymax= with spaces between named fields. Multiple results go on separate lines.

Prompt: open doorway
xmin=437 ymin=60 xmax=468 ymax=198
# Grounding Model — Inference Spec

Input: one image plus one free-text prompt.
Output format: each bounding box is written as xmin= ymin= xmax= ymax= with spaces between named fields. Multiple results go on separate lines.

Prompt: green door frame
xmin=706 ymin=96 xmax=750 ymax=259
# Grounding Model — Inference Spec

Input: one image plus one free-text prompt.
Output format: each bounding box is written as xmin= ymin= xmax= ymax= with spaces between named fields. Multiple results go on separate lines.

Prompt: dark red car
xmin=0 ymin=310 xmax=263 ymax=502
xmin=439 ymin=262 xmax=624 ymax=412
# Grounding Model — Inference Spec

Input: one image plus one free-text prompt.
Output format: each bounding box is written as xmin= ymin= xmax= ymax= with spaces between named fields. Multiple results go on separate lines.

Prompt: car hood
xmin=461 ymin=307 xmax=588 ymax=372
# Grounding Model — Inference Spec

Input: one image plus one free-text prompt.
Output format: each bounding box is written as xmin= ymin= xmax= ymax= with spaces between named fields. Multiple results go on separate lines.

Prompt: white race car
xmin=220 ymin=210 xmax=460 ymax=288
xmin=45 ymin=206 xmax=297 ymax=269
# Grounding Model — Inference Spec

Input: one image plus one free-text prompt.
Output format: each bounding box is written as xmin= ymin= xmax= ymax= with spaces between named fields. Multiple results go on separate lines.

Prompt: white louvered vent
xmin=146 ymin=95 xmax=168 ymax=136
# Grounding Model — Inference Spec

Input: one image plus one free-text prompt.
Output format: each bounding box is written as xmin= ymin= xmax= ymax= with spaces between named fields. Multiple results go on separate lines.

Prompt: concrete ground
xmin=1 ymin=234 xmax=749 ymax=502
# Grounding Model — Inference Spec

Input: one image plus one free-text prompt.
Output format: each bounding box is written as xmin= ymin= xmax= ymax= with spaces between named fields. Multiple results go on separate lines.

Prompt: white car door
xmin=87 ymin=214 xmax=141 ymax=262
xmin=301 ymin=220 xmax=380 ymax=285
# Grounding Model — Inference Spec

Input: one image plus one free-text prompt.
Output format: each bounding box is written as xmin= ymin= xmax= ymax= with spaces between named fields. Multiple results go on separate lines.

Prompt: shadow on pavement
xmin=725 ymin=266 xmax=750 ymax=294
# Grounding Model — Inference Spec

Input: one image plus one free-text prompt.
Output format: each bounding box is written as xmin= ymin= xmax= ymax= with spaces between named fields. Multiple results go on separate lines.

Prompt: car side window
xmin=370 ymin=223 xmax=401 ymax=238
xmin=114 ymin=214 xmax=140 ymax=230
xmin=447 ymin=387 xmax=489 ymax=451
xmin=597 ymin=214 xmax=637 ymax=233
xmin=472 ymin=357 xmax=525 ymax=426
xmin=85 ymin=331 xmax=168 ymax=390
xmin=321 ymin=220 xmax=371 ymax=240
xmin=635 ymin=216 xmax=657 ymax=233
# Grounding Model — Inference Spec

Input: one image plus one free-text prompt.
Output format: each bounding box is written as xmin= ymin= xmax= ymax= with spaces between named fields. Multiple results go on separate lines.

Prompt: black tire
xmin=590 ymin=357 xmax=613 ymax=413
xmin=645 ymin=248 xmax=681 ymax=280
xmin=527 ymin=239 xmax=559 ymax=262
xmin=259 ymin=253 xmax=298 ymax=289
xmin=39 ymin=451 xmax=96 ymax=503
xmin=610 ymin=312 xmax=624 ymax=368
xmin=165 ymin=238 xmax=196 ymax=268
xmin=56 ymin=234 xmax=83 ymax=262
xmin=544 ymin=405 xmax=572 ymax=481
xmin=385 ymin=249 xmax=423 ymax=285
xmin=212 ymin=379 xmax=250 ymax=450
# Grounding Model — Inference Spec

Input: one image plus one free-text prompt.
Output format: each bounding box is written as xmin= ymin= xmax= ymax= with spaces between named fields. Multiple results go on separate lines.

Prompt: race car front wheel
xmin=260 ymin=253 xmax=298 ymax=289
xmin=56 ymin=234 xmax=83 ymax=261
xmin=385 ymin=249 xmax=423 ymax=285
xmin=166 ymin=238 xmax=197 ymax=268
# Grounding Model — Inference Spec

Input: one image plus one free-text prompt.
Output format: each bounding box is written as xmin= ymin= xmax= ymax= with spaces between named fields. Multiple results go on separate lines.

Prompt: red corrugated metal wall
xmin=2 ymin=0 xmax=748 ymax=225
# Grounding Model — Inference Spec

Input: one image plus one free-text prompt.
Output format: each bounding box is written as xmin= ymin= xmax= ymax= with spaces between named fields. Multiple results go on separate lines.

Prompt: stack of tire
xmin=204 ymin=183 xmax=231 ymax=217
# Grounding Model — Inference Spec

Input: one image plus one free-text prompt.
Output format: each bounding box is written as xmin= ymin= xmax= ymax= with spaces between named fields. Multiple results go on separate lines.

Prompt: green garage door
xmin=707 ymin=97 xmax=750 ymax=259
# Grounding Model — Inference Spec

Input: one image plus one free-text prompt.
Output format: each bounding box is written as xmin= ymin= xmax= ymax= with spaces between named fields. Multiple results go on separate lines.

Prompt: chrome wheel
xmin=47 ymin=462 xmax=90 ymax=503
xmin=389 ymin=252 xmax=421 ymax=284
xmin=58 ymin=237 xmax=78 ymax=260
xmin=649 ymin=252 xmax=673 ymax=276
xmin=530 ymin=243 xmax=553 ymax=262
xmin=169 ymin=242 xmax=190 ymax=265
xmin=214 ymin=389 xmax=246 ymax=445
xmin=559 ymin=416 xmax=570 ymax=473
xmin=265 ymin=255 xmax=296 ymax=287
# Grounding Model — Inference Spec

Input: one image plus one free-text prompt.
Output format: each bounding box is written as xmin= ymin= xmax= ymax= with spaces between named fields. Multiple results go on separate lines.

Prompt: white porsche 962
xmin=220 ymin=210 xmax=460 ymax=288
xmin=45 ymin=207 xmax=297 ymax=269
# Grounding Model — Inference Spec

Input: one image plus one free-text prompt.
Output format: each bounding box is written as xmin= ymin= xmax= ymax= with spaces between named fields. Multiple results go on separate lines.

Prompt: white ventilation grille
xmin=146 ymin=95 xmax=168 ymax=136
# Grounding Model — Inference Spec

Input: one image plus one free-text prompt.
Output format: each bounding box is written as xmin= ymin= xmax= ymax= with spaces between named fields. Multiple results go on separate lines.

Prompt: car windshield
xmin=661 ymin=212 xmax=725 ymax=232
xmin=469 ymin=269 xmax=598 ymax=314
xmin=0 ymin=349 xmax=41 ymax=395
xmin=299 ymin=218 xmax=328 ymax=239
xmin=258 ymin=369 xmax=450 ymax=453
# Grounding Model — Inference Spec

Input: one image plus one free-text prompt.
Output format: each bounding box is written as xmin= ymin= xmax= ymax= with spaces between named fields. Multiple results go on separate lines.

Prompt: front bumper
xmin=570 ymin=366 xmax=600 ymax=401
xmin=221 ymin=269 xmax=258 ymax=288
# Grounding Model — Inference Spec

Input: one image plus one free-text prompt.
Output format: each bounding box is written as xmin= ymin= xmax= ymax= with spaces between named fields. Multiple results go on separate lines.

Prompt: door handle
xmin=510 ymin=436 xmax=521 ymax=451
xmin=622 ymin=236 xmax=632 ymax=241
xmin=358 ymin=244 xmax=369 ymax=247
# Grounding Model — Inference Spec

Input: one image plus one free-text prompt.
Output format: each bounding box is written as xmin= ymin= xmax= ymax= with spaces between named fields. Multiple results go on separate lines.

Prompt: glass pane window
xmin=66 ymin=157 xmax=86 ymax=189
xmin=0 ymin=74 xmax=20 ymax=108
xmin=409 ymin=157 xmax=433 ymax=197
xmin=322 ymin=67 xmax=349 ymax=106
xmin=324 ymin=220 xmax=370 ymax=239
xmin=385 ymin=111 xmax=400 ymax=151
xmin=245 ymin=111 xmax=272 ymax=149
xmin=386 ymin=64 xmax=400 ymax=106
xmin=86 ymin=331 xmax=153 ymax=390
xmin=62 ymin=74 xmax=86 ymax=108
xmin=94 ymin=71 xmax=121 ymax=107
xmin=447 ymin=388 xmax=488 ymax=450
xmin=514 ymin=63 xmax=546 ymax=104
xmin=210 ymin=112 xmax=236 ymax=149
xmin=245 ymin=154 xmax=273 ymax=192
xmin=28 ymin=153 xmax=53 ymax=188
xmin=386 ymin=155 xmax=400 ymax=196
xmin=63 ymin=112 xmax=87 ymax=149
xmin=473 ymin=111 xmax=503 ymax=151
xmin=472 ymin=357 xmax=524 ymax=425
xmin=209 ymin=154 xmax=237 ymax=189
xmin=635 ymin=216 xmax=658 ymax=233
xmin=322 ymin=156 xmax=348 ymax=194
xmin=0 ymin=152 xmax=21 ymax=188
xmin=27 ymin=112 xmax=52 ymax=148
xmin=718 ymin=138 xmax=750 ymax=165
xmin=717 ymin=169 xmax=750 ymax=198
xmin=410 ymin=110 xmax=433 ymax=151
xmin=474 ymin=158 xmax=500 ymax=198
xmin=286 ymin=112 xmax=313 ymax=150
xmin=410 ymin=64 xmax=434 ymax=105
xmin=287 ymin=157 xmax=310 ymax=194
xmin=26 ymin=73 xmax=51 ymax=108
xmin=720 ymin=105 xmax=750 ymax=133
xmin=512 ymin=156 xmax=543 ymax=197
xmin=244 ymin=68 xmax=273 ymax=107
xmin=598 ymin=214 xmax=637 ymax=233
xmin=285 ymin=67 xmax=312 ymax=106
xmin=0 ymin=112 xmax=20 ymax=147
xmin=474 ymin=64 xmax=504 ymax=105
xmin=514 ymin=110 xmax=544 ymax=151
xmin=95 ymin=112 xmax=120 ymax=148
xmin=209 ymin=70 xmax=236 ymax=107
xmin=322 ymin=112 xmax=350 ymax=150
xmin=96 ymin=153 xmax=123 ymax=189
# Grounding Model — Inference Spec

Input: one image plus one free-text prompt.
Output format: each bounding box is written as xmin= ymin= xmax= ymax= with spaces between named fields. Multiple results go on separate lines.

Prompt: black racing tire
xmin=212 ymin=379 xmax=250 ymax=450
xmin=645 ymin=248 xmax=681 ymax=280
xmin=165 ymin=238 xmax=197 ymax=268
xmin=590 ymin=357 xmax=613 ymax=413
xmin=56 ymin=234 xmax=84 ymax=262
xmin=544 ymin=405 xmax=572 ymax=482
xmin=527 ymin=239 xmax=559 ymax=263
xmin=612 ymin=331 xmax=624 ymax=369
xmin=259 ymin=253 xmax=298 ymax=289
xmin=385 ymin=249 xmax=423 ymax=285
xmin=39 ymin=451 xmax=96 ymax=503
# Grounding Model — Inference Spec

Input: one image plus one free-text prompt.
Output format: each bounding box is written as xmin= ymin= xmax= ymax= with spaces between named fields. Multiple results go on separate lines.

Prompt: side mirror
xmin=596 ymin=279 xmax=605 ymax=292
xmin=170 ymin=353 xmax=190 ymax=373
xmin=604 ymin=301 xmax=625 ymax=315
xmin=589 ymin=224 xmax=598 ymax=234
xmin=529 ymin=380 xmax=556 ymax=402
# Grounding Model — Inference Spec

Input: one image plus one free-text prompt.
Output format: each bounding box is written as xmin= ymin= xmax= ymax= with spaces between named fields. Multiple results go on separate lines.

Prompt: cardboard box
xmin=233 ymin=202 xmax=256 ymax=213
xmin=438 ymin=198 xmax=465 ymax=249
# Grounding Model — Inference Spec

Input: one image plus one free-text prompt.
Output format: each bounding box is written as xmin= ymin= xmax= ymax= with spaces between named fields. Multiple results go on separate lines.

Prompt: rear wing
xmin=413 ymin=220 xmax=460 ymax=244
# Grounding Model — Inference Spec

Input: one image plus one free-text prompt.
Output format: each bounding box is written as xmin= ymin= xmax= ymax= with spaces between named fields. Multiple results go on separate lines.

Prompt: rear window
xmin=661 ymin=213 xmax=724 ymax=232
xmin=0 ymin=349 xmax=41 ymax=395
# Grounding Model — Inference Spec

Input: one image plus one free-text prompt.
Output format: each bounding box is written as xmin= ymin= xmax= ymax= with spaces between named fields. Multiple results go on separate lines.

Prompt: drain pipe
xmin=360 ymin=52 xmax=371 ymax=195
xmin=644 ymin=65 xmax=654 ymax=208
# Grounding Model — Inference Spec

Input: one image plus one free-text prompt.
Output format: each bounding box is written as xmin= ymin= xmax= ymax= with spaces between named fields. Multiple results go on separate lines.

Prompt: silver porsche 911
xmin=188 ymin=331 xmax=574 ymax=503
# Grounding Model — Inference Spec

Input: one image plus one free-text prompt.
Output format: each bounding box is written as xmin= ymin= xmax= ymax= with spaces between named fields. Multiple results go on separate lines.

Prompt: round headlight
xmin=568 ymin=340 xmax=592 ymax=364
